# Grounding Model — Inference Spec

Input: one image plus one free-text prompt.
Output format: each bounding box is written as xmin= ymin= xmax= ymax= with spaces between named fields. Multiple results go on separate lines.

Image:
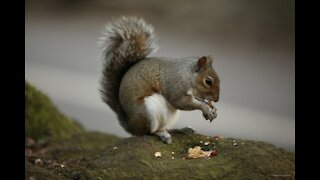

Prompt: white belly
xmin=144 ymin=93 xmax=180 ymax=133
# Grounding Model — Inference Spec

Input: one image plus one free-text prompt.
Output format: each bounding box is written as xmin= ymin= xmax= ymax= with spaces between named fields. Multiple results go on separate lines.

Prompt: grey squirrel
xmin=99 ymin=17 xmax=220 ymax=144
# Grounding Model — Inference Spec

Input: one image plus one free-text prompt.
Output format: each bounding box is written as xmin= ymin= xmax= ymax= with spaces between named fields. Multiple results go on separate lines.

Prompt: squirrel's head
xmin=193 ymin=56 xmax=220 ymax=102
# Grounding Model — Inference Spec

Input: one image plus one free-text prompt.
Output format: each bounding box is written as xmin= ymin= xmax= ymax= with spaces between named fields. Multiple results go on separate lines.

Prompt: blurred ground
xmin=25 ymin=0 xmax=295 ymax=151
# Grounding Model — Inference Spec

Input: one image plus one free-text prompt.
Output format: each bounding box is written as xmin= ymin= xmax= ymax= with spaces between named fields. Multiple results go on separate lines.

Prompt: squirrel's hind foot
xmin=154 ymin=130 xmax=172 ymax=144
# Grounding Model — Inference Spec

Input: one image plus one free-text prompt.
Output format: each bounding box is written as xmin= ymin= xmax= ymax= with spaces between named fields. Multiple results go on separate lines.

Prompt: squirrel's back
xmin=99 ymin=16 xmax=157 ymax=129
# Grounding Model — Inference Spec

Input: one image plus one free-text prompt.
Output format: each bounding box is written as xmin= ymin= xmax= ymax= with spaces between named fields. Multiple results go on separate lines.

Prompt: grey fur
xmin=119 ymin=57 xmax=218 ymax=133
xmin=99 ymin=16 xmax=157 ymax=130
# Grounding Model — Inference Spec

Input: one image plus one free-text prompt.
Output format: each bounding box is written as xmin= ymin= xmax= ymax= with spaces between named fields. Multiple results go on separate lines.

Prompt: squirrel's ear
xmin=197 ymin=56 xmax=208 ymax=71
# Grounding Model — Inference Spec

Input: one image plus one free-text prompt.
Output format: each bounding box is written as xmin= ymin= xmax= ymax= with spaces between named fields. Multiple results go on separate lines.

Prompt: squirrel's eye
xmin=205 ymin=77 xmax=213 ymax=86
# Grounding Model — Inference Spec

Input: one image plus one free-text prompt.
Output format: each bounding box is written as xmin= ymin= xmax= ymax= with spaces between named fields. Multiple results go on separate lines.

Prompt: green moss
xmin=86 ymin=131 xmax=294 ymax=179
xmin=25 ymin=161 xmax=66 ymax=180
xmin=46 ymin=132 xmax=121 ymax=161
xmin=26 ymin=130 xmax=294 ymax=179
xmin=25 ymin=81 xmax=83 ymax=141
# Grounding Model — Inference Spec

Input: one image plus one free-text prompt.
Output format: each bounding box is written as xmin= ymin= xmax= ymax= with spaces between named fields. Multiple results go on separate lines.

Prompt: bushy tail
xmin=99 ymin=16 xmax=157 ymax=129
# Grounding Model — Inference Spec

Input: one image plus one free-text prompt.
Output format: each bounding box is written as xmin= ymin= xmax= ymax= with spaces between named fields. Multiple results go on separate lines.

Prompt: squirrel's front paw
xmin=202 ymin=106 xmax=217 ymax=122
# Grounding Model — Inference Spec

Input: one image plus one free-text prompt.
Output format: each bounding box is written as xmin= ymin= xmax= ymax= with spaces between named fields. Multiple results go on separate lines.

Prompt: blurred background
xmin=25 ymin=0 xmax=295 ymax=151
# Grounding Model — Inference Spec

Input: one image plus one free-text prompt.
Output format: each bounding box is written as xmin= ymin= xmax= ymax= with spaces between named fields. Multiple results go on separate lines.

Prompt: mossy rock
xmin=87 ymin=130 xmax=295 ymax=179
xmin=26 ymin=131 xmax=121 ymax=180
xmin=25 ymin=81 xmax=83 ymax=141
xmin=26 ymin=130 xmax=294 ymax=180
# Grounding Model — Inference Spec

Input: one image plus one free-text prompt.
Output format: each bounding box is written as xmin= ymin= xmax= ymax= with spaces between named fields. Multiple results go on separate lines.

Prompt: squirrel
xmin=99 ymin=16 xmax=220 ymax=144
